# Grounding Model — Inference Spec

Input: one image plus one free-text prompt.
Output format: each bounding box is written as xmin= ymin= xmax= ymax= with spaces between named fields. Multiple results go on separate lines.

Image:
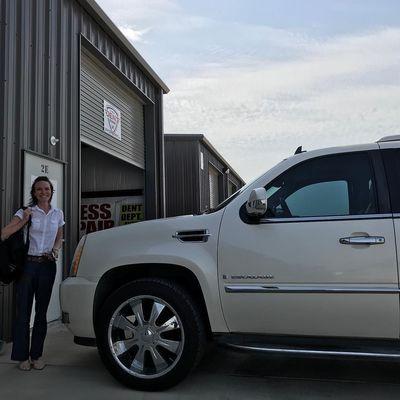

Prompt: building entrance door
xmin=23 ymin=151 xmax=64 ymax=323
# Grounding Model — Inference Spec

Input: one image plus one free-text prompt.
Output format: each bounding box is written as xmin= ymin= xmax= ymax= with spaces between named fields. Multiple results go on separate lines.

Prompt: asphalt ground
xmin=1 ymin=323 xmax=400 ymax=399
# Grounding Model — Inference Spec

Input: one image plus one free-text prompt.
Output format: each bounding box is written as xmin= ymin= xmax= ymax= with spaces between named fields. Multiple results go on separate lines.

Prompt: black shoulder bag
xmin=0 ymin=210 xmax=31 ymax=285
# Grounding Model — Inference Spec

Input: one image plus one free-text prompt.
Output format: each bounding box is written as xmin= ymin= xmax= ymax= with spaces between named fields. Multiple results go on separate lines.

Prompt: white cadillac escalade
xmin=61 ymin=136 xmax=400 ymax=390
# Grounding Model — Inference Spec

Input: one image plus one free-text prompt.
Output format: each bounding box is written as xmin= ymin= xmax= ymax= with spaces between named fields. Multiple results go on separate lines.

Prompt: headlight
xmin=70 ymin=235 xmax=86 ymax=277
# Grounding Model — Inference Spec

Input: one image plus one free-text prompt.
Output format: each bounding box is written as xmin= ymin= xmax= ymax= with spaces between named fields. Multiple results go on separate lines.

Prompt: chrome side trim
xmin=259 ymin=213 xmax=393 ymax=224
xmin=226 ymin=343 xmax=400 ymax=359
xmin=224 ymin=284 xmax=400 ymax=294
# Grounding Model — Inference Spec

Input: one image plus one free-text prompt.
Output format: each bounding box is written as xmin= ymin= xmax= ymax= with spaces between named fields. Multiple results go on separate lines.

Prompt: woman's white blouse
xmin=15 ymin=206 xmax=65 ymax=256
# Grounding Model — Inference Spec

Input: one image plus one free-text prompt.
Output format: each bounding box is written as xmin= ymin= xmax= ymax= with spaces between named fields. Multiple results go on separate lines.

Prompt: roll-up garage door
xmin=209 ymin=164 xmax=220 ymax=209
xmin=80 ymin=49 xmax=145 ymax=168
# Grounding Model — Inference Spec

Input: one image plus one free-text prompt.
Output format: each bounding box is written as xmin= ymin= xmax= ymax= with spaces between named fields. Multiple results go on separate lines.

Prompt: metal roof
xmin=78 ymin=0 xmax=170 ymax=94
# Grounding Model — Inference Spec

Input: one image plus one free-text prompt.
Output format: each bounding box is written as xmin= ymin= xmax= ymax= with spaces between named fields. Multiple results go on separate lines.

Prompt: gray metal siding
xmin=81 ymin=145 xmax=144 ymax=192
xmin=165 ymin=139 xmax=199 ymax=217
xmin=155 ymin=91 xmax=166 ymax=217
xmin=0 ymin=0 xmax=164 ymax=340
xmin=80 ymin=49 xmax=145 ymax=168
xmin=78 ymin=6 xmax=156 ymax=102
xmin=0 ymin=284 xmax=14 ymax=345
xmin=165 ymin=136 xmax=245 ymax=215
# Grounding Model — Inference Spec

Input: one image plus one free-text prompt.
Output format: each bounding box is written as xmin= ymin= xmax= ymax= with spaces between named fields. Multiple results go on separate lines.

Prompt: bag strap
xmin=25 ymin=215 xmax=32 ymax=249
xmin=21 ymin=206 xmax=32 ymax=248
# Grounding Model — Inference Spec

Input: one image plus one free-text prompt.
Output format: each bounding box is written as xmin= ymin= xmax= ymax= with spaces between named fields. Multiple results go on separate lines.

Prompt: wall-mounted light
xmin=50 ymin=136 xmax=60 ymax=146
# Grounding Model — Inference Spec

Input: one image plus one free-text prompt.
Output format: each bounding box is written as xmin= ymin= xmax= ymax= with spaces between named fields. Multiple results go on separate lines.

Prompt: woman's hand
xmin=51 ymin=227 xmax=63 ymax=260
xmin=51 ymin=248 xmax=59 ymax=260
xmin=22 ymin=208 xmax=32 ymax=223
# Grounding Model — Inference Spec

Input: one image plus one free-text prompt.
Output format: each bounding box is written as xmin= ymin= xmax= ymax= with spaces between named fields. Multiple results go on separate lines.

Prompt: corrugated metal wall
xmin=0 ymin=0 xmax=163 ymax=340
xmin=80 ymin=49 xmax=145 ymax=168
xmin=81 ymin=145 xmax=144 ymax=192
xmin=165 ymin=136 xmax=246 ymax=216
xmin=165 ymin=139 xmax=200 ymax=217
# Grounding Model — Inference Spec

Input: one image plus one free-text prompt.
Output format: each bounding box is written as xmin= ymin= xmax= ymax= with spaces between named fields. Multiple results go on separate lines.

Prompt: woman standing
xmin=1 ymin=176 xmax=64 ymax=371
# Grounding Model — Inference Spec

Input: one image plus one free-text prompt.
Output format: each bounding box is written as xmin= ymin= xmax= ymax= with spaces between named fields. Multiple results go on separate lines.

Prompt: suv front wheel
xmin=96 ymin=278 xmax=206 ymax=391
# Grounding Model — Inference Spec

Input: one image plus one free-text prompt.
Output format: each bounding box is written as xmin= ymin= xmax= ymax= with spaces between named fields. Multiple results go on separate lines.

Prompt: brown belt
xmin=26 ymin=255 xmax=55 ymax=263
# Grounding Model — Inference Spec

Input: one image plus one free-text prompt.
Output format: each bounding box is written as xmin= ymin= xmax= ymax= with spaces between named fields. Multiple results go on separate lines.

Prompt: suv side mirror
xmin=246 ymin=187 xmax=268 ymax=217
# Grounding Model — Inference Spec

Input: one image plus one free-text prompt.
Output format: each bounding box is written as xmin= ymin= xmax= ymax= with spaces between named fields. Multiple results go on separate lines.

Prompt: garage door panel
xmin=80 ymin=49 xmax=145 ymax=168
xmin=80 ymin=124 xmax=143 ymax=162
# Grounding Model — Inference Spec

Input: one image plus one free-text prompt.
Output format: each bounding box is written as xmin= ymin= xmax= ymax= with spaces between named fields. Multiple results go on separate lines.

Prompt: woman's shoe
xmin=31 ymin=358 xmax=46 ymax=370
xmin=18 ymin=360 xmax=31 ymax=371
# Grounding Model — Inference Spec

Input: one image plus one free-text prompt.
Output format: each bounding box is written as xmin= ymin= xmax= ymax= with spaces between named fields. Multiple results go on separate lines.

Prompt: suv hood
xmin=77 ymin=210 xmax=225 ymax=278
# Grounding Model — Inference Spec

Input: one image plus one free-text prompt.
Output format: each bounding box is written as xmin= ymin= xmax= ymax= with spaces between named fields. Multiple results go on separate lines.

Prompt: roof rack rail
xmin=377 ymin=135 xmax=400 ymax=143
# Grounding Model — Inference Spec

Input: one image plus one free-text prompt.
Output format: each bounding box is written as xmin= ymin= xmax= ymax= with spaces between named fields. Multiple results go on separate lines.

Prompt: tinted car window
xmin=285 ymin=181 xmax=349 ymax=217
xmin=265 ymin=152 xmax=377 ymax=218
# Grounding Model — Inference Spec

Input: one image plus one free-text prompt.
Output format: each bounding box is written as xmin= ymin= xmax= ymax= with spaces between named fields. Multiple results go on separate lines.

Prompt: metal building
xmin=165 ymin=134 xmax=245 ymax=217
xmin=0 ymin=0 xmax=169 ymax=340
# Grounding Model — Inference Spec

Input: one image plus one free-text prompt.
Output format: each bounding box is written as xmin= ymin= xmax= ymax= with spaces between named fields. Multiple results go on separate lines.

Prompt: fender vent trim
xmin=172 ymin=229 xmax=211 ymax=243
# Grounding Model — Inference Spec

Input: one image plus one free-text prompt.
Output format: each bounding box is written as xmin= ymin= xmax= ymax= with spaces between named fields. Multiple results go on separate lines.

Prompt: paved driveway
xmin=1 ymin=323 xmax=400 ymax=399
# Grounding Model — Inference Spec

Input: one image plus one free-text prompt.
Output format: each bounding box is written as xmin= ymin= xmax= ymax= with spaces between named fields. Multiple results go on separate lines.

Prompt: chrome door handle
xmin=339 ymin=236 xmax=385 ymax=245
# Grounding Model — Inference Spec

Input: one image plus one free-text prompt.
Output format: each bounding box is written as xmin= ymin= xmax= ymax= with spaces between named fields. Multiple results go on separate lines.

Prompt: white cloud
xmin=95 ymin=1 xmax=400 ymax=182
xmin=119 ymin=26 xmax=151 ymax=43
xmin=96 ymin=0 xmax=180 ymax=24
xmin=164 ymin=28 xmax=400 ymax=181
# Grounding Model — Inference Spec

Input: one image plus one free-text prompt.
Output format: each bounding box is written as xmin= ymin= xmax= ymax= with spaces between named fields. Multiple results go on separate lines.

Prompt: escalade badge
xmin=223 ymin=274 xmax=274 ymax=280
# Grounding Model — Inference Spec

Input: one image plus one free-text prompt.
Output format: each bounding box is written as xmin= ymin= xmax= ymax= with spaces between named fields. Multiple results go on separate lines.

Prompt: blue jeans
xmin=11 ymin=260 xmax=56 ymax=361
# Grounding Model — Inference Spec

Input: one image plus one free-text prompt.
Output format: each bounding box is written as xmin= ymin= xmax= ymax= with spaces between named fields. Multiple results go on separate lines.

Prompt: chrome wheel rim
xmin=108 ymin=295 xmax=185 ymax=379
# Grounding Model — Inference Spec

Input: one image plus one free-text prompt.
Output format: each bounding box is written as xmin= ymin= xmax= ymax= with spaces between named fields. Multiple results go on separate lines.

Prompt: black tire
xmin=96 ymin=278 xmax=207 ymax=391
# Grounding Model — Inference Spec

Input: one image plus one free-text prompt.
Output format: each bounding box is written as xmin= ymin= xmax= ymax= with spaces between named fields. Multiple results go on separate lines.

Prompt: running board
xmin=224 ymin=342 xmax=400 ymax=359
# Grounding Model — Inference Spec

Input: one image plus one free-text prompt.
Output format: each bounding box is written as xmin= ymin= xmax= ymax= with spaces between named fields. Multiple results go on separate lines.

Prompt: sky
xmin=96 ymin=0 xmax=400 ymax=182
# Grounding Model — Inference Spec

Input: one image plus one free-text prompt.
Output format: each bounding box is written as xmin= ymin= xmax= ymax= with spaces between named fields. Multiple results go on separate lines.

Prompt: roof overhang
xmin=77 ymin=0 xmax=170 ymax=94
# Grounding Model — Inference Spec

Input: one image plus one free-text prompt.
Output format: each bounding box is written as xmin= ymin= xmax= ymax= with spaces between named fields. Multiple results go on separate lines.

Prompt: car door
xmin=219 ymin=148 xmax=399 ymax=338
xmin=380 ymin=143 xmax=400 ymax=325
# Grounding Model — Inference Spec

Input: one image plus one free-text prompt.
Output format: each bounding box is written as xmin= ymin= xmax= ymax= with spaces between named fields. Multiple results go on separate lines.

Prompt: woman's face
xmin=33 ymin=181 xmax=52 ymax=204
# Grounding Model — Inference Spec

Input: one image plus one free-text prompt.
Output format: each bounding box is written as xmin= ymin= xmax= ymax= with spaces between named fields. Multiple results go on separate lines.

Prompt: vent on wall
xmin=172 ymin=230 xmax=211 ymax=243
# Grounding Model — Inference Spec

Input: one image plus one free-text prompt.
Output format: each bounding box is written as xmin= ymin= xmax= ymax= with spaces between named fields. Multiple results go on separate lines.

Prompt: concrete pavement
xmin=1 ymin=323 xmax=400 ymax=399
